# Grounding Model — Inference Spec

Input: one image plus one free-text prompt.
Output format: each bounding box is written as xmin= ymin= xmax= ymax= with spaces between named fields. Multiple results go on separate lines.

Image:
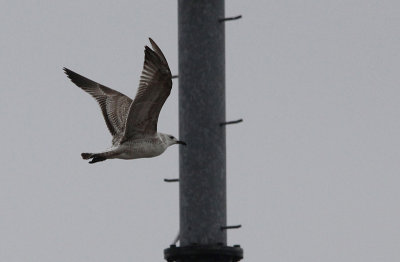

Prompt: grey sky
xmin=1 ymin=1 xmax=400 ymax=261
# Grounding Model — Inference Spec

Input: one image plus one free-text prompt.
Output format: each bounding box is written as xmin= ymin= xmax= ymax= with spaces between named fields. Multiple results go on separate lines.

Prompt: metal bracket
xmin=164 ymin=178 xmax=179 ymax=182
xmin=220 ymin=118 xmax=243 ymax=126
xmin=219 ymin=15 xmax=242 ymax=22
xmin=221 ymin=224 xmax=242 ymax=230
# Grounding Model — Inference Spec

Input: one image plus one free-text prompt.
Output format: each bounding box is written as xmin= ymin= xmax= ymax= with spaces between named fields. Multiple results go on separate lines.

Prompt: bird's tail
xmin=81 ymin=153 xmax=93 ymax=160
xmin=81 ymin=152 xmax=107 ymax=164
xmin=81 ymin=148 xmax=121 ymax=164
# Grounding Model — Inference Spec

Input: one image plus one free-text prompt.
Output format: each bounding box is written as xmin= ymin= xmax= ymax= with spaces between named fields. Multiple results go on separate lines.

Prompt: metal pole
xmin=178 ymin=0 xmax=226 ymax=247
xmin=164 ymin=1 xmax=242 ymax=261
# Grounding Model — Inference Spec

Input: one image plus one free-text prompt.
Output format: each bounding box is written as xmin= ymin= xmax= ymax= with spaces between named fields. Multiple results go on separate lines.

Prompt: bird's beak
xmin=176 ymin=140 xmax=187 ymax=146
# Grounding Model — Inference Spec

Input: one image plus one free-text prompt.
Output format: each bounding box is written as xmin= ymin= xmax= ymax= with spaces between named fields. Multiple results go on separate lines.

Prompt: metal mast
xmin=178 ymin=0 xmax=226 ymax=246
xmin=165 ymin=1 xmax=242 ymax=261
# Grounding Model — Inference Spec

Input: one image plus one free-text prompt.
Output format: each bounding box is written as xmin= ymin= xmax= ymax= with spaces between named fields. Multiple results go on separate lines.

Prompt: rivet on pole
xmin=219 ymin=15 xmax=242 ymax=22
xmin=220 ymin=118 xmax=243 ymax=126
xmin=164 ymin=178 xmax=179 ymax=182
xmin=221 ymin=224 xmax=242 ymax=230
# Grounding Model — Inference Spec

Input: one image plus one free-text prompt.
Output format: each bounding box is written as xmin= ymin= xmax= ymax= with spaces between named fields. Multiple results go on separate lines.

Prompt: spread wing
xmin=121 ymin=38 xmax=172 ymax=141
xmin=64 ymin=68 xmax=133 ymax=138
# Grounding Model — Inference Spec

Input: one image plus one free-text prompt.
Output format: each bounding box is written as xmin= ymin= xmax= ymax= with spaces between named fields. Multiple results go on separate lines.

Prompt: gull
xmin=64 ymin=38 xmax=185 ymax=164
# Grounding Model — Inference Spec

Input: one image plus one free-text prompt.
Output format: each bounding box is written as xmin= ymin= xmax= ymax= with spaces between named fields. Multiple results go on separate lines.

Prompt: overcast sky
xmin=1 ymin=1 xmax=400 ymax=261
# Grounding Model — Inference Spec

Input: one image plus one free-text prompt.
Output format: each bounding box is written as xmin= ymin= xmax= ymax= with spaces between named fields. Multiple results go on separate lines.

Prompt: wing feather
xmin=122 ymin=38 xmax=172 ymax=141
xmin=63 ymin=67 xmax=133 ymax=139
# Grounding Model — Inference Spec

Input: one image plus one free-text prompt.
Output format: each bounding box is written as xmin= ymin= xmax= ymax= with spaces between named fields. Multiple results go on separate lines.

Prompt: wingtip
xmin=149 ymin=37 xmax=155 ymax=45
xmin=148 ymin=37 xmax=158 ymax=51
xmin=63 ymin=67 xmax=87 ymax=87
xmin=146 ymin=37 xmax=169 ymax=67
xmin=63 ymin=67 xmax=72 ymax=76
xmin=145 ymin=37 xmax=155 ymax=51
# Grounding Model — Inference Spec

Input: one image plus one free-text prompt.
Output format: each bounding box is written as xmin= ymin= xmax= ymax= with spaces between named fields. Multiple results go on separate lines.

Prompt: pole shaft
xmin=178 ymin=0 xmax=226 ymax=247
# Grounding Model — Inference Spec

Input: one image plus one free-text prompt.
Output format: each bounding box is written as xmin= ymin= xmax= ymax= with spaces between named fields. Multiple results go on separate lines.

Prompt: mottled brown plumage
xmin=64 ymin=38 xmax=184 ymax=164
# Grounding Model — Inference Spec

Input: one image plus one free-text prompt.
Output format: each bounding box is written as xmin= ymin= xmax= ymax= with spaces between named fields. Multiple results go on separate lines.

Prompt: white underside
xmin=103 ymin=138 xmax=168 ymax=160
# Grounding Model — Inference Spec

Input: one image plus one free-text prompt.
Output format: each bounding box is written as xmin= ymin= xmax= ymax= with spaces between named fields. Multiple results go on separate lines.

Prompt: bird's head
xmin=164 ymin=134 xmax=186 ymax=147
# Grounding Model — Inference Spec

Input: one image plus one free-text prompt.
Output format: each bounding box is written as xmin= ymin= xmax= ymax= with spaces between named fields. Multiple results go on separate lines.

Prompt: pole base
xmin=164 ymin=244 xmax=243 ymax=262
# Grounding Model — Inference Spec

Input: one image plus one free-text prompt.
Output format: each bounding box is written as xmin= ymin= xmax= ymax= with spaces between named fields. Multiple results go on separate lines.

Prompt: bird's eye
xmin=169 ymin=136 xmax=174 ymax=139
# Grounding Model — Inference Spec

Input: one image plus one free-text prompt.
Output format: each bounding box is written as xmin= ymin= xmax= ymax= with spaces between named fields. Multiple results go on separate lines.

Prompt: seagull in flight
xmin=64 ymin=38 xmax=185 ymax=164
